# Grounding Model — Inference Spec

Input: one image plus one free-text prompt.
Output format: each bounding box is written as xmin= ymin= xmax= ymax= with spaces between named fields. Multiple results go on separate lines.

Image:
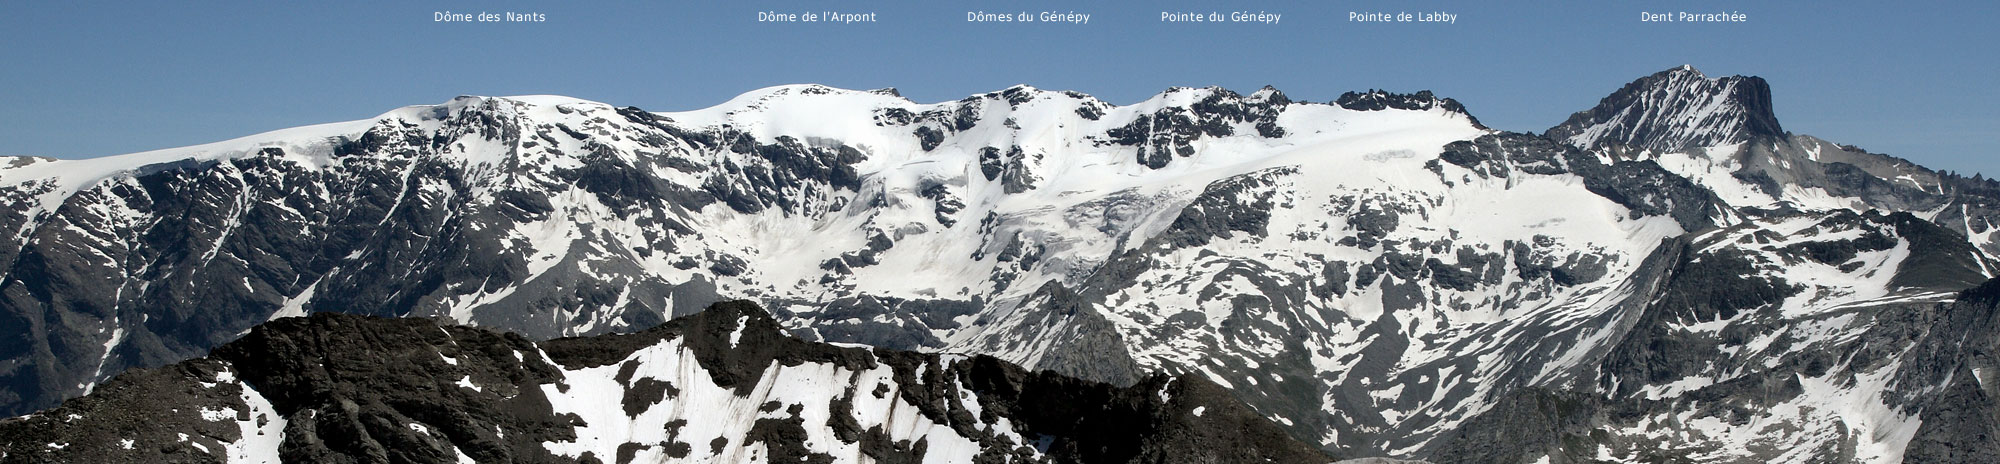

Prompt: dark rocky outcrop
xmin=1104 ymin=87 xmax=1289 ymax=169
xmin=1336 ymin=90 xmax=1485 ymax=129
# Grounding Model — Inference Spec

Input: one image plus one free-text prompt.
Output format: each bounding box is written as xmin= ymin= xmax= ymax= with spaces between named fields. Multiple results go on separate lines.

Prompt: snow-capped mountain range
xmin=3 ymin=66 xmax=1999 ymax=463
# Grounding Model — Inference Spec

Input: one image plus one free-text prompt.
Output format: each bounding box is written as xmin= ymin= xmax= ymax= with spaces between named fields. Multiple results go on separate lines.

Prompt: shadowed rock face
xmin=1424 ymin=277 xmax=2000 ymax=464
xmin=1894 ymin=279 xmax=2000 ymax=464
xmin=0 ymin=300 xmax=1333 ymax=464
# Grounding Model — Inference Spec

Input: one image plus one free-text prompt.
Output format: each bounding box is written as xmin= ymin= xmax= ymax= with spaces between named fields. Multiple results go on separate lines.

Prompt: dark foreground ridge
xmin=0 ymin=300 xmax=1332 ymax=464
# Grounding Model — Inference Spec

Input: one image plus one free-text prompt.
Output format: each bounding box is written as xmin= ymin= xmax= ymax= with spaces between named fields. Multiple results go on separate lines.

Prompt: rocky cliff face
xmin=1547 ymin=65 xmax=1784 ymax=154
xmin=0 ymin=300 xmax=1329 ymax=463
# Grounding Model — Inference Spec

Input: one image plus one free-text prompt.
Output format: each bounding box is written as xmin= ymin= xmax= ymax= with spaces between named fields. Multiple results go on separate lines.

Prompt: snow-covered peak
xmin=0 ymin=94 xmax=586 ymax=182
xmin=656 ymin=84 xmax=914 ymax=129
xmin=1546 ymin=65 xmax=1782 ymax=154
xmin=1247 ymin=86 xmax=1289 ymax=105
xmin=0 ymin=83 xmax=1489 ymax=223
xmin=1123 ymin=86 xmax=1253 ymax=112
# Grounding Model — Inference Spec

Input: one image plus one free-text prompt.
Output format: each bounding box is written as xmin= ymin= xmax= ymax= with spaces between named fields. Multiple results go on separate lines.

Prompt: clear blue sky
xmin=3 ymin=1 xmax=1995 ymax=175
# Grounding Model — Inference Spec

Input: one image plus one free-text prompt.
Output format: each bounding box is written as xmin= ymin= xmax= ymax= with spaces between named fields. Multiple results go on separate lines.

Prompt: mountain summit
xmin=1547 ymin=66 xmax=2000 ymax=229
xmin=1547 ymin=65 xmax=1784 ymax=154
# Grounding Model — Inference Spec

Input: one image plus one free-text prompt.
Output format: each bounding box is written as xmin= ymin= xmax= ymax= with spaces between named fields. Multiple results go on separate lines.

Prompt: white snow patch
xmin=456 ymin=375 xmax=482 ymax=392
xmin=728 ymin=315 xmax=750 ymax=348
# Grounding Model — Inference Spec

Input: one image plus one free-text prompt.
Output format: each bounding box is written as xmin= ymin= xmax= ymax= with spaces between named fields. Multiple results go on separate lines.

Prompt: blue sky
xmin=3 ymin=0 xmax=1995 ymax=175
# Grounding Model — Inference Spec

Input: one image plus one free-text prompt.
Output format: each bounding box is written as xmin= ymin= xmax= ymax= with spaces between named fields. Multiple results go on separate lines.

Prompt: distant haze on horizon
xmin=2 ymin=0 xmax=1993 ymax=175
